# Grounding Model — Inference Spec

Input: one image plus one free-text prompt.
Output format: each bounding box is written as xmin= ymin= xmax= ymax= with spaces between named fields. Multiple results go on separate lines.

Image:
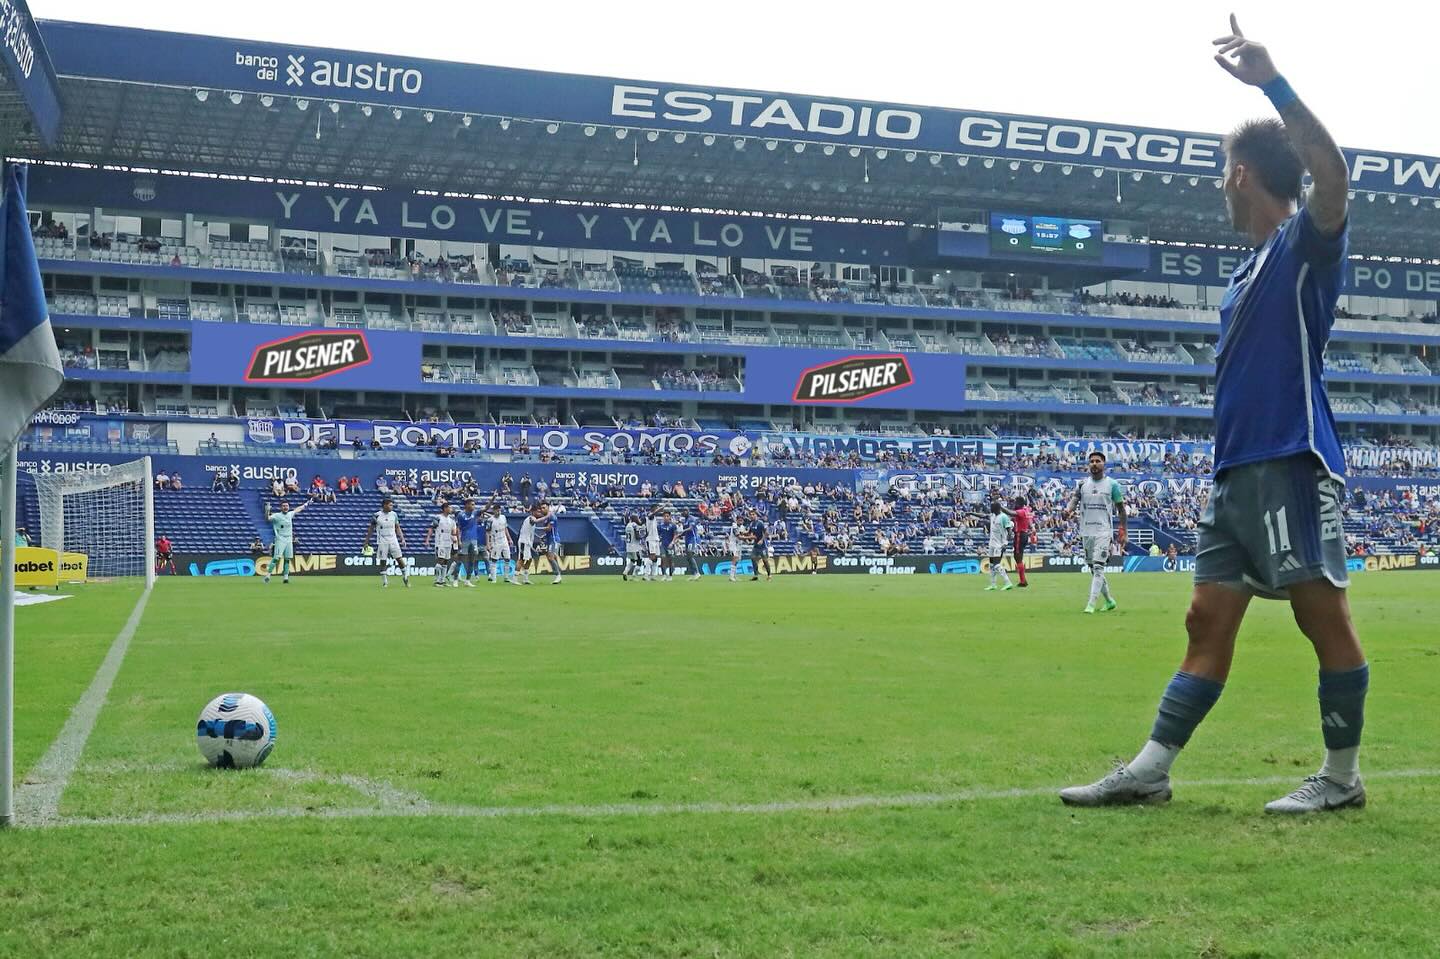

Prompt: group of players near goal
xmin=360 ymin=496 xmax=567 ymax=587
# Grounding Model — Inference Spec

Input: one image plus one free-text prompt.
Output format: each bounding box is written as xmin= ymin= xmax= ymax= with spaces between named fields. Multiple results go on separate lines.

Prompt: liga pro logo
xmin=245 ymin=330 xmax=372 ymax=383
xmin=793 ymin=354 xmax=914 ymax=403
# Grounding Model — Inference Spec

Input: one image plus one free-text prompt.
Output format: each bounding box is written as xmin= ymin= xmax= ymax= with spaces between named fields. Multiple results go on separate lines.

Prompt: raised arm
xmin=290 ymin=500 xmax=310 ymax=516
xmin=1213 ymin=14 xmax=1348 ymax=235
xmin=1062 ymin=484 xmax=1081 ymax=519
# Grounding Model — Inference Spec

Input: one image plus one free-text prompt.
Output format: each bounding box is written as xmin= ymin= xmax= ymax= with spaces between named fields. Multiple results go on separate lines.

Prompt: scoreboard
xmin=988 ymin=212 xmax=1103 ymax=258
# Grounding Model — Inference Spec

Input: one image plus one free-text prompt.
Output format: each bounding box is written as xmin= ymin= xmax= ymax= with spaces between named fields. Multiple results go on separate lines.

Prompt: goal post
xmin=32 ymin=455 xmax=155 ymax=586
xmin=2 ymin=454 xmax=154 ymax=826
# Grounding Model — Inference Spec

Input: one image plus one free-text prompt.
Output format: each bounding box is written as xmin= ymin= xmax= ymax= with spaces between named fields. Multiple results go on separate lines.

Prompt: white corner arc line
xmin=14 ymin=587 xmax=152 ymax=826
xmin=30 ymin=767 xmax=1440 ymax=831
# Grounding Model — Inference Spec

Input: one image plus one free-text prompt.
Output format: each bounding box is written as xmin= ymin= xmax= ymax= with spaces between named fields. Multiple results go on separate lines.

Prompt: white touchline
xmin=25 ymin=766 xmax=1440 ymax=831
xmin=14 ymin=588 xmax=151 ymax=826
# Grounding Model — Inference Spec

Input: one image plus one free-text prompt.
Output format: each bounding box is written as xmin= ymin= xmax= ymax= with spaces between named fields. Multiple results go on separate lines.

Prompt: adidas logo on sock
xmin=1322 ymin=712 xmax=1349 ymax=729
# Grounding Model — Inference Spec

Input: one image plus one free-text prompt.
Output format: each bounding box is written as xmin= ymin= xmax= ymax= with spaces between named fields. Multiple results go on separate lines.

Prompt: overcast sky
xmin=32 ymin=0 xmax=1440 ymax=156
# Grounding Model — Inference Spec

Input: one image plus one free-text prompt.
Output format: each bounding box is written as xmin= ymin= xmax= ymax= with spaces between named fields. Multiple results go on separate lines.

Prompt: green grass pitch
xmin=5 ymin=572 xmax=1440 ymax=957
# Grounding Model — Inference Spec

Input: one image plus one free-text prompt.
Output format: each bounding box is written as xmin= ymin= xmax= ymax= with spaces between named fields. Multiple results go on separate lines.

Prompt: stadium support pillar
xmin=1 ymin=446 xmax=17 ymax=827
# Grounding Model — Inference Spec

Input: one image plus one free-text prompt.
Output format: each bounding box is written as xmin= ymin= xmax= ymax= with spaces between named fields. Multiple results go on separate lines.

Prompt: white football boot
xmin=1059 ymin=762 xmax=1172 ymax=807
xmin=1264 ymin=774 xmax=1365 ymax=814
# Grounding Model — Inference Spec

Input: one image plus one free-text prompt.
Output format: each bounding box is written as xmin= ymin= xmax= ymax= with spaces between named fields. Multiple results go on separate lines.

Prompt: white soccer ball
xmin=196 ymin=692 xmax=277 ymax=769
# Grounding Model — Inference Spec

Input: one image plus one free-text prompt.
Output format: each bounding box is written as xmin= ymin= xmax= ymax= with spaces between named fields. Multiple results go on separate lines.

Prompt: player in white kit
xmin=983 ymin=501 xmax=1014 ymax=591
xmin=516 ymin=510 xmax=537 ymax=585
xmin=1064 ymin=451 xmax=1128 ymax=613
xmin=644 ymin=511 xmax=663 ymax=581
xmin=622 ymin=513 xmax=645 ymax=581
xmin=485 ymin=505 xmax=516 ymax=584
xmin=364 ymin=497 xmax=410 ymax=587
xmin=724 ymin=517 xmax=743 ymax=582
xmin=424 ymin=502 xmax=460 ymax=587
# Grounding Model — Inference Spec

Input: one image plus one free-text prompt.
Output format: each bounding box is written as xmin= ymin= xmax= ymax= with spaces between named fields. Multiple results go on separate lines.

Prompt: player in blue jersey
xmin=532 ymin=503 xmax=564 ymax=585
xmin=745 ymin=508 xmax=772 ymax=582
xmin=679 ymin=512 xmax=705 ymax=580
xmin=656 ymin=510 xmax=678 ymax=582
xmin=1063 ymin=18 xmax=1367 ymax=814
xmin=454 ymin=497 xmax=484 ymax=587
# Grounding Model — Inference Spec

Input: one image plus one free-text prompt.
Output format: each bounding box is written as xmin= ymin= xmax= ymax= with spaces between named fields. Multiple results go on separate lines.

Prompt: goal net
xmin=30 ymin=456 xmax=154 ymax=584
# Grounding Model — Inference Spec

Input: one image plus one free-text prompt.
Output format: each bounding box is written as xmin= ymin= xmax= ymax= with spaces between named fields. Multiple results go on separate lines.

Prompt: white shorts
xmin=272 ymin=542 xmax=294 ymax=561
xmin=435 ymin=543 xmax=453 ymax=561
xmin=488 ymin=541 xmax=511 ymax=560
xmin=726 ymin=540 xmax=740 ymax=556
xmin=988 ymin=538 xmax=1008 ymax=557
xmin=375 ymin=538 xmax=404 ymax=562
xmin=647 ymin=539 xmax=661 ymax=554
xmin=519 ymin=541 xmax=534 ymax=562
xmin=1082 ymin=535 xmax=1112 ymax=567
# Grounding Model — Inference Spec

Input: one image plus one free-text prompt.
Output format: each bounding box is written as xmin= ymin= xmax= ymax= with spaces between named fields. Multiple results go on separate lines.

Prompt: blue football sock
xmin=1149 ymin=670 xmax=1225 ymax=748
xmin=1318 ymin=663 xmax=1368 ymax=750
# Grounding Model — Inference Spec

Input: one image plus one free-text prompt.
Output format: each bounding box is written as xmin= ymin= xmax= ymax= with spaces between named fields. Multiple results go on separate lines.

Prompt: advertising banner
xmin=191 ymin=323 xmax=417 ymax=392
xmin=1138 ymin=243 xmax=1440 ymax=298
xmin=258 ymin=418 xmax=756 ymax=458
xmin=764 ymin=432 xmax=1215 ymax=466
xmin=27 ymin=413 xmax=169 ymax=446
xmin=28 ymin=166 xmax=911 ymax=265
xmin=17 ymin=450 xmax=845 ymax=499
xmin=0 ymin=0 xmax=61 ymax=146
xmin=745 ymin=349 xmax=965 ymax=410
xmin=14 ymin=546 xmax=60 ymax=587
xmin=164 ymin=547 xmax=1440 ymax=579
xmin=38 ymin=21 xmax=1440 ymax=198
xmin=60 ymin=552 xmax=89 ymax=582
xmin=177 ymin=552 xmax=601 ymax=578
xmin=825 ymin=554 xmax=1200 ymax=575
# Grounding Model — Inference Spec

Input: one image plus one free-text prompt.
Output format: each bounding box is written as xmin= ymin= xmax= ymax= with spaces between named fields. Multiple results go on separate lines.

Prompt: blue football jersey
xmin=456 ymin=508 xmax=482 ymax=542
xmin=1213 ymin=206 xmax=1347 ymax=479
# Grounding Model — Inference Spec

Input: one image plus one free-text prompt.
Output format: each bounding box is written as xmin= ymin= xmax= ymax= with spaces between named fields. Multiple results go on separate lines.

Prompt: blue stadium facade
xmin=8 ymin=19 xmax=1440 ymax=568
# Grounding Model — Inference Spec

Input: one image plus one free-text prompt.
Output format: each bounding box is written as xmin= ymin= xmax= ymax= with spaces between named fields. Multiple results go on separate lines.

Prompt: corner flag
xmin=1 ymin=161 xmax=62 ymax=827
xmin=0 ymin=163 xmax=62 ymax=453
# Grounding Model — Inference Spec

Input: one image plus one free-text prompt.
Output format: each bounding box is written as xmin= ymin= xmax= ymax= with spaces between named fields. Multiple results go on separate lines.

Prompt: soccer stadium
xmin=3 ymin=7 xmax=1440 ymax=955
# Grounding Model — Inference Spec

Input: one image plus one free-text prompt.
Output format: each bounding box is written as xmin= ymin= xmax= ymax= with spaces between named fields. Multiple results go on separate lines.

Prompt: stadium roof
xmin=10 ymin=19 xmax=1440 ymax=256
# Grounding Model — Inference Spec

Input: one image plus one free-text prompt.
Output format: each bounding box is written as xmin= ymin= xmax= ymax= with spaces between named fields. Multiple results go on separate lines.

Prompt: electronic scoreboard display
xmin=988 ymin=213 xmax=1103 ymax=258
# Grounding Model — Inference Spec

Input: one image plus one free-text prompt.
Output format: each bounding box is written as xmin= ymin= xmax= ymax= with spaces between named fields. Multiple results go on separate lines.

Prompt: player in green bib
xmin=263 ymin=499 xmax=311 ymax=584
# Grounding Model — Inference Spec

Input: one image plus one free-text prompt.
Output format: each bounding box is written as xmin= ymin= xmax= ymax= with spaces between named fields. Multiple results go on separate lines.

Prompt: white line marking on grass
xmin=29 ymin=767 xmax=1440 ymax=831
xmin=14 ymin=589 xmax=151 ymax=826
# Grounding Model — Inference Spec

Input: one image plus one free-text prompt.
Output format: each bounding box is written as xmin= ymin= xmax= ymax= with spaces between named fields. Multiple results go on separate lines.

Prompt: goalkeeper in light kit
xmin=1063 ymin=17 xmax=1367 ymax=815
xmin=262 ymin=498 xmax=310 ymax=584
